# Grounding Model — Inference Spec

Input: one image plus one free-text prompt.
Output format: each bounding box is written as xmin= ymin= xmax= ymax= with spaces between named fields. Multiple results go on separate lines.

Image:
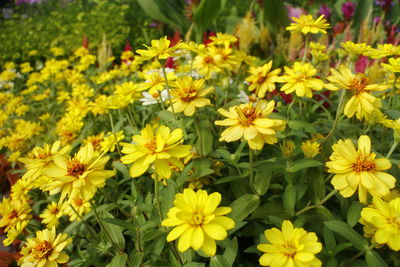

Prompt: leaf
xmin=210 ymin=255 xmax=230 ymax=267
xmin=214 ymin=175 xmax=243 ymax=185
xmin=353 ymin=0 xmax=373 ymax=36
xmin=347 ymin=201 xmax=364 ymax=227
xmin=101 ymin=218 xmax=136 ymax=232
xmin=101 ymin=211 xmax=126 ymax=250
xmin=196 ymin=120 xmax=213 ymax=156
xmin=324 ymin=220 xmax=369 ymax=251
xmin=365 ymin=250 xmax=388 ymax=267
xmin=222 ymin=237 xmax=238 ymax=266
xmin=176 ymin=162 xmax=194 ymax=188
xmin=263 ymin=0 xmax=289 ymax=36
xmin=229 ymin=194 xmax=260 ymax=222
xmin=288 ymin=159 xmax=322 ymax=173
xmin=323 ymin=226 xmax=336 ymax=249
xmin=193 ymin=0 xmax=222 ymax=31
xmin=105 ymin=253 xmax=127 ymax=267
xmin=184 ymin=263 xmax=206 ymax=267
xmin=316 ymin=206 xmax=336 ymax=221
xmin=136 ymin=0 xmax=182 ymax=31
xmin=288 ymin=120 xmax=316 ymax=134
xmin=253 ymin=170 xmax=271 ymax=195
xmin=283 ymin=185 xmax=296 ymax=215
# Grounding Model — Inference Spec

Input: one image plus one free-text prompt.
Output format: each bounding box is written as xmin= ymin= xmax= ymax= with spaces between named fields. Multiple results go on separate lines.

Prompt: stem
xmin=160 ymin=63 xmax=177 ymax=121
xmin=154 ymin=178 xmax=163 ymax=221
xmin=295 ymin=189 xmax=338 ymax=216
xmin=325 ymin=89 xmax=346 ymax=141
xmin=169 ymin=243 xmax=184 ymax=266
xmin=339 ymin=250 xmax=365 ymax=267
xmin=69 ymin=204 xmax=100 ymax=243
xmin=302 ymin=35 xmax=309 ymax=63
xmin=386 ymin=141 xmax=398 ymax=159
xmin=108 ymin=111 xmax=122 ymax=157
xmin=194 ymin=116 xmax=204 ymax=156
xmin=391 ymin=75 xmax=399 ymax=108
xmin=249 ymin=148 xmax=257 ymax=194
xmin=98 ymin=188 xmax=132 ymax=218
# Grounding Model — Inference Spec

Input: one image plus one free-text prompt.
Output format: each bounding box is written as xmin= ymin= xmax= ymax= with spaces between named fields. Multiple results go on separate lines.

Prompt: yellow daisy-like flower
xmin=257 ymin=220 xmax=322 ymax=267
xmin=209 ymin=32 xmax=238 ymax=47
xmin=381 ymin=57 xmax=400 ymax=73
xmin=245 ymin=61 xmax=281 ymax=98
xmin=286 ymin=14 xmax=330 ymax=35
xmin=62 ymin=196 xmax=91 ymax=222
xmin=39 ymin=202 xmax=64 ymax=228
xmin=301 ymin=140 xmax=321 ymax=159
xmin=120 ymin=124 xmax=192 ymax=179
xmin=326 ymin=66 xmax=387 ymax=119
xmin=278 ymin=62 xmax=324 ymax=98
xmin=169 ymin=77 xmax=213 ymax=116
xmin=0 ymin=198 xmax=32 ymax=233
xmin=215 ymin=100 xmax=286 ymax=150
xmin=136 ymin=37 xmax=180 ymax=61
xmin=365 ymin=44 xmax=400 ymax=59
xmin=100 ymin=131 xmax=125 ymax=153
xmin=161 ymin=189 xmax=235 ymax=256
xmin=360 ymin=197 xmax=400 ymax=251
xmin=341 ymin=41 xmax=372 ymax=56
xmin=326 ymin=135 xmax=396 ymax=203
xmin=19 ymin=227 xmax=72 ymax=267
xmin=41 ymin=143 xmax=115 ymax=202
xmin=3 ymin=220 xmax=29 ymax=246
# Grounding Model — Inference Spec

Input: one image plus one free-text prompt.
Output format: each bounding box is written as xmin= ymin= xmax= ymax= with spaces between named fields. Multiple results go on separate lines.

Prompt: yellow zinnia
xmin=360 ymin=196 xmax=400 ymax=251
xmin=215 ymin=100 xmax=286 ymax=150
xmin=245 ymin=61 xmax=281 ymax=98
xmin=286 ymin=14 xmax=330 ymax=35
xmin=278 ymin=62 xmax=324 ymax=98
xmin=326 ymin=135 xmax=396 ymax=203
xmin=169 ymin=76 xmax=213 ymax=116
xmin=326 ymin=66 xmax=387 ymax=119
xmin=19 ymin=227 xmax=72 ymax=267
xmin=257 ymin=220 xmax=322 ymax=267
xmin=161 ymin=189 xmax=235 ymax=256
xmin=136 ymin=37 xmax=180 ymax=61
xmin=120 ymin=124 xmax=192 ymax=179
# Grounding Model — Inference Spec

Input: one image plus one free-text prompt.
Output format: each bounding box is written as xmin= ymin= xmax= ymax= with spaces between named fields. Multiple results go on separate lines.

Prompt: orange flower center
xmin=34 ymin=240 xmax=53 ymax=259
xmin=203 ymin=56 xmax=214 ymax=64
xmin=282 ymin=243 xmax=297 ymax=258
xmin=238 ymin=106 xmax=261 ymax=126
xmin=180 ymin=87 xmax=197 ymax=102
xmin=73 ymin=198 xmax=84 ymax=207
xmin=67 ymin=159 xmax=85 ymax=177
xmin=8 ymin=210 xmax=18 ymax=219
xmin=256 ymin=75 xmax=267 ymax=85
xmin=145 ymin=138 xmax=157 ymax=153
xmin=50 ymin=207 xmax=59 ymax=215
xmin=350 ymin=75 xmax=369 ymax=95
xmin=352 ymin=157 xmax=376 ymax=172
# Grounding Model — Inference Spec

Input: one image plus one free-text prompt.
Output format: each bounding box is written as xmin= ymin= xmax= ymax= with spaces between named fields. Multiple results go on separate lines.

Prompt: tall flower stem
xmin=160 ymin=62 xmax=177 ymax=121
xmin=249 ymin=148 xmax=257 ymax=194
xmin=325 ymin=89 xmax=346 ymax=141
xmin=302 ymin=35 xmax=309 ymax=63
xmin=386 ymin=141 xmax=398 ymax=159
xmin=295 ymin=189 xmax=338 ymax=216
xmin=108 ymin=111 xmax=122 ymax=158
xmin=154 ymin=178 xmax=163 ymax=221
xmin=391 ymin=74 xmax=399 ymax=108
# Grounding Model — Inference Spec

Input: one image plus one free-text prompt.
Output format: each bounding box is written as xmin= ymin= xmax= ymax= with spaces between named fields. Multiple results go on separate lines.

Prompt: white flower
xmin=237 ymin=90 xmax=249 ymax=103
xmin=140 ymin=90 xmax=168 ymax=105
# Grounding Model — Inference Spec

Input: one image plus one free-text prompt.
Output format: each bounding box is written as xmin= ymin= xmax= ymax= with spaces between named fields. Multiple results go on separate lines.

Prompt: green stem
xmin=325 ymin=89 xmax=346 ymax=141
xmin=69 ymin=204 xmax=100 ymax=243
xmin=194 ymin=116 xmax=204 ymax=157
xmin=302 ymin=35 xmax=309 ymax=63
xmin=160 ymin=62 xmax=177 ymax=121
xmin=339 ymin=250 xmax=365 ymax=267
xmin=386 ymin=141 xmax=398 ymax=159
xmin=169 ymin=243 xmax=184 ymax=266
xmin=391 ymin=75 xmax=399 ymax=108
xmin=295 ymin=189 xmax=338 ymax=216
xmin=108 ymin=111 xmax=122 ymax=157
xmin=98 ymin=188 xmax=132 ymax=218
xmin=154 ymin=178 xmax=163 ymax=221
xmin=249 ymin=148 xmax=257 ymax=194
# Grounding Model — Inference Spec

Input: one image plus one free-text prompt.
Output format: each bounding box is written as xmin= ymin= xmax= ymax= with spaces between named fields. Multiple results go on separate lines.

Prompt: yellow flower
xmin=326 ymin=135 xmax=396 ymax=203
xmin=136 ymin=37 xmax=180 ymax=61
xmin=39 ymin=202 xmax=64 ymax=228
xmin=245 ymin=61 xmax=281 ymax=98
xmin=169 ymin=77 xmax=213 ymax=116
xmin=326 ymin=66 xmax=387 ymax=119
xmin=0 ymin=198 xmax=31 ymax=232
xmin=120 ymin=124 xmax=192 ymax=179
xmin=257 ymin=220 xmax=322 ymax=267
xmin=41 ymin=143 xmax=115 ymax=201
xmin=62 ymin=196 xmax=91 ymax=221
xmin=280 ymin=140 xmax=295 ymax=160
xmin=215 ymin=100 xmax=286 ymax=150
xmin=301 ymin=140 xmax=321 ymax=159
xmin=278 ymin=62 xmax=324 ymax=98
xmin=161 ymin=189 xmax=235 ymax=256
xmin=209 ymin=33 xmax=238 ymax=47
xmin=193 ymin=52 xmax=221 ymax=79
xmin=381 ymin=57 xmax=400 ymax=73
xmin=360 ymin=197 xmax=400 ymax=251
xmin=100 ymin=131 xmax=125 ymax=153
xmin=3 ymin=220 xmax=29 ymax=246
xmin=286 ymin=14 xmax=330 ymax=35
xmin=341 ymin=41 xmax=372 ymax=56
xmin=365 ymin=44 xmax=400 ymax=59
xmin=19 ymin=227 xmax=72 ymax=267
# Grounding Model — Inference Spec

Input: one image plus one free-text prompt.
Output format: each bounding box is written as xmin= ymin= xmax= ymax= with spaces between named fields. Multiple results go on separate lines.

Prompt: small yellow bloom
xmin=209 ymin=32 xmax=238 ymax=47
xmin=280 ymin=140 xmax=295 ymax=160
xmin=215 ymin=100 xmax=286 ymax=150
xmin=161 ymin=189 xmax=235 ymax=256
xmin=301 ymin=140 xmax=321 ymax=159
xmin=257 ymin=220 xmax=322 ymax=267
xmin=278 ymin=62 xmax=324 ymax=98
xmin=341 ymin=41 xmax=372 ymax=56
xmin=360 ymin=196 xmax=400 ymax=251
xmin=381 ymin=57 xmax=400 ymax=73
xmin=120 ymin=124 xmax=192 ymax=179
xmin=326 ymin=135 xmax=396 ymax=203
xmin=0 ymin=198 xmax=31 ymax=233
xmin=19 ymin=227 xmax=72 ymax=267
xmin=169 ymin=76 xmax=213 ymax=116
xmin=245 ymin=61 xmax=281 ymax=98
xmin=286 ymin=14 xmax=330 ymax=35
xmin=39 ymin=202 xmax=64 ymax=228
xmin=62 ymin=196 xmax=91 ymax=221
xmin=100 ymin=131 xmax=125 ymax=153
xmin=136 ymin=37 xmax=180 ymax=61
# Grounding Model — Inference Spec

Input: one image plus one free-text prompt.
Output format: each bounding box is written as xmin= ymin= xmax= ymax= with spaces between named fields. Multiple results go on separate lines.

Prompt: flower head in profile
xmin=136 ymin=37 xmax=181 ymax=61
xmin=326 ymin=66 xmax=387 ymax=119
xmin=215 ymin=100 xmax=286 ymax=150
xmin=169 ymin=76 xmax=213 ymax=116
xmin=161 ymin=189 xmax=235 ymax=256
xmin=326 ymin=135 xmax=396 ymax=203
xmin=41 ymin=143 xmax=115 ymax=202
xmin=301 ymin=140 xmax=321 ymax=159
xmin=120 ymin=124 xmax=192 ymax=179
xmin=341 ymin=41 xmax=372 ymax=56
xmin=382 ymin=57 xmax=400 ymax=73
xmin=278 ymin=62 xmax=324 ymax=98
xmin=360 ymin=196 xmax=400 ymax=251
xmin=19 ymin=227 xmax=72 ymax=267
xmin=245 ymin=61 xmax=281 ymax=98
xmin=257 ymin=220 xmax=322 ymax=267
xmin=286 ymin=14 xmax=330 ymax=35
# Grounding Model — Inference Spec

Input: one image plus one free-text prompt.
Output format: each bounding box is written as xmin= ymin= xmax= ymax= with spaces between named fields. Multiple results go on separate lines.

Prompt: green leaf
xmin=136 ymin=0 xmax=181 ymax=31
xmin=288 ymin=159 xmax=322 ymax=173
xmin=253 ymin=170 xmax=271 ymax=196
xmin=101 ymin=218 xmax=136 ymax=232
xmin=288 ymin=120 xmax=316 ymax=134
xmin=214 ymin=175 xmax=243 ymax=185
xmin=176 ymin=162 xmax=194 ymax=187
xmin=229 ymin=194 xmax=260 ymax=222
xmin=105 ymin=253 xmax=127 ymax=267
xmin=101 ymin=211 xmax=126 ymax=250
xmin=263 ymin=0 xmax=289 ymax=36
xmin=184 ymin=263 xmax=206 ymax=267
xmin=353 ymin=0 xmax=373 ymax=36
xmin=347 ymin=201 xmax=364 ymax=227
xmin=324 ymin=220 xmax=369 ymax=251
xmin=196 ymin=120 xmax=213 ymax=156
xmin=222 ymin=237 xmax=238 ymax=266
xmin=193 ymin=0 xmax=222 ymax=31
xmin=283 ymin=185 xmax=296 ymax=215
xmin=316 ymin=206 xmax=336 ymax=221
xmin=365 ymin=250 xmax=388 ymax=267
xmin=323 ymin=226 xmax=336 ymax=250
xmin=210 ymin=255 xmax=230 ymax=267
xmin=129 ymin=251 xmax=144 ymax=267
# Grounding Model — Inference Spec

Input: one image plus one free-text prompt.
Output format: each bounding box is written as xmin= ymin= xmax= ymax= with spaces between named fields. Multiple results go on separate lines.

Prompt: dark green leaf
xmin=347 ymin=201 xmax=364 ymax=227
xmin=324 ymin=220 xmax=368 ymax=251
xmin=253 ymin=170 xmax=271 ymax=195
xmin=193 ymin=0 xmax=222 ymax=31
xmin=210 ymin=255 xmax=230 ymax=267
xmin=283 ymin=185 xmax=296 ymax=215
xmin=101 ymin=211 xmax=126 ymax=250
xmin=222 ymin=237 xmax=238 ymax=266
xmin=365 ymin=250 xmax=388 ymax=267
xmin=105 ymin=253 xmax=127 ymax=267
xmin=288 ymin=159 xmax=322 ymax=173
xmin=353 ymin=0 xmax=373 ymax=36
xmin=229 ymin=194 xmax=260 ymax=222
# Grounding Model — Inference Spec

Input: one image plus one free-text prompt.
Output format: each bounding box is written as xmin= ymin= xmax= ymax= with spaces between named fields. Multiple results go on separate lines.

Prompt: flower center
xmin=73 ymin=198 xmax=84 ymax=207
xmin=180 ymin=87 xmax=197 ymax=102
xmin=237 ymin=106 xmax=260 ymax=126
xmin=145 ymin=137 xmax=157 ymax=152
xmin=282 ymin=242 xmax=297 ymax=258
xmin=350 ymin=75 xmax=369 ymax=95
xmin=50 ymin=207 xmax=59 ymax=215
xmin=33 ymin=241 xmax=53 ymax=259
xmin=8 ymin=210 xmax=18 ymax=219
xmin=256 ymin=75 xmax=266 ymax=85
xmin=203 ymin=56 xmax=214 ymax=64
xmin=192 ymin=213 xmax=204 ymax=225
xmin=352 ymin=157 xmax=376 ymax=172
xmin=67 ymin=159 xmax=85 ymax=177
xmin=387 ymin=216 xmax=400 ymax=229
